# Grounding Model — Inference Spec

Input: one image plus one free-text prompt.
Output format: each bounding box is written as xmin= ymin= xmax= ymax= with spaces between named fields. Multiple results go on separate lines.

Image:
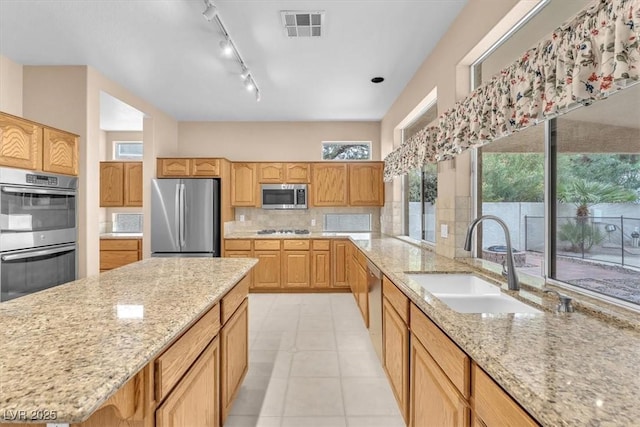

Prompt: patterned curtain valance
xmin=384 ymin=0 xmax=640 ymax=182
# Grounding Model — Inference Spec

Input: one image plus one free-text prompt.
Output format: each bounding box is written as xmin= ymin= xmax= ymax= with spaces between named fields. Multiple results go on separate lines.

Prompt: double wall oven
xmin=0 ymin=167 xmax=78 ymax=302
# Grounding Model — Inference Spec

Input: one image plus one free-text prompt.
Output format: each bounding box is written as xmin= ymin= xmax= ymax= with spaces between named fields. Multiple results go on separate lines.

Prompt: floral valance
xmin=384 ymin=0 xmax=640 ymax=181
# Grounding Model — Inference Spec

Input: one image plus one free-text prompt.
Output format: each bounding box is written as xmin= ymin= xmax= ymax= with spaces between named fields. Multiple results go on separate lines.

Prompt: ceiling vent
xmin=280 ymin=11 xmax=324 ymax=37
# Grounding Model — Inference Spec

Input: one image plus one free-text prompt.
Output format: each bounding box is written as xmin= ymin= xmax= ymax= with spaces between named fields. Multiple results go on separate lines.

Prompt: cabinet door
xmin=0 ymin=113 xmax=41 ymax=170
xmin=283 ymin=250 xmax=310 ymax=288
xmin=331 ymin=240 xmax=349 ymax=288
xmin=410 ymin=337 xmax=469 ymax=427
xmin=311 ymin=250 xmax=330 ymax=288
xmin=349 ymin=163 xmax=384 ymax=206
xmin=254 ymin=250 xmax=281 ymax=289
xmin=225 ymin=251 xmax=254 ymax=288
xmin=231 ymin=163 xmax=257 ymax=206
xmin=258 ymin=162 xmax=284 ymax=183
xmin=355 ymin=261 xmax=368 ymax=327
xmin=124 ymin=162 xmax=143 ymax=207
xmin=100 ymin=162 xmax=124 ymax=207
xmin=156 ymin=337 xmax=220 ymax=427
xmin=312 ymin=163 xmax=348 ymax=206
xmin=221 ymin=299 xmax=248 ymax=424
xmin=192 ymin=158 xmax=220 ymax=176
xmin=158 ymin=158 xmax=190 ymax=177
xmin=42 ymin=128 xmax=78 ymax=176
xmin=383 ymin=298 xmax=409 ymax=424
xmin=285 ymin=163 xmax=311 ymax=183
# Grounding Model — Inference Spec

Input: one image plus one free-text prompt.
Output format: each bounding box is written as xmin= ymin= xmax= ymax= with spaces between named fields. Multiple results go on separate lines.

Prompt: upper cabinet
xmin=349 ymin=162 xmax=384 ymax=206
xmin=231 ymin=163 xmax=257 ymax=206
xmin=100 ymin=161 xmax=143 ymax=207
xmin=192 ymin=158 xmax=220 ymax=176
xmin=157 ymin=157 xmax=221 ymax=177
xmin=312 ymin=163 xmax=348 ymax=206
xmin=0 ymin=112 xmax=79 ymax=176
xmin=258 ymin=162 xmax=310 ymax=183
xmin=157 ymin=158 xmax=191 ymax=177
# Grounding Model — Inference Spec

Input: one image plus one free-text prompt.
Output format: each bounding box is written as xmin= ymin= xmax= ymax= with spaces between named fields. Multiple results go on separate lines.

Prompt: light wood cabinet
xmin=156 ymin=337 xmax=220 ymax=427
xmin=124 ymin=162 xmax=143 ymax=206
xmin=312 ymin=163 xmax=348 ymax=206
xmin=258 ymin=162 xmax=284 ymax=182
xmin=157 ymin=158 xmax=190 ymax=177
xmin=285 ymin=163 xmax=311 ymax=183
xmin=231 ymin=162 xmax=257 ymax=206
xmin=331 ymin=239 xmax=349 ymax=288
xmin=42 ymin=127 xmax=78 ymax=176
xmin=283 ymin=250 xmax=310 ymax=288
xmin=100 ymin=162 xmax=143 ymax=207
xmin=100 ymin=239 xmax=142 ymax=271
xmin=221 ymin=299 xmax=249 ymax=423
xmin=254 ymin=249 xmax=282 ymax=289
xmin=351 ymin=250 xmax=369 ymax=327
xmin=349 ymin=162 xmax=384 ymax=206
xmin=0 ymin=112 xmax=41 ymax=170
xmin=258 ymin=162 xmax=311 ymax=183
xmin=191 ymin=158 xmax=220 ymax=176
xmin=224 ymin=240 xmax=254 ymax=288
xmin=311 ymin=240 xmax=331 ymax=288
xmin=382 ymin=278 xmax=410 ymax=424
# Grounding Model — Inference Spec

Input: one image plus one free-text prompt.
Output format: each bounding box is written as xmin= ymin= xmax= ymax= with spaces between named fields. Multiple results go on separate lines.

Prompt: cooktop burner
xmin=256 ymin=229 xmax=310 ymax=235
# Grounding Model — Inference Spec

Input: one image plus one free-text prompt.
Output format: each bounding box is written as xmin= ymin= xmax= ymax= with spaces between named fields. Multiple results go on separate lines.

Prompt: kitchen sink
xmin=406 ymin=273 xmax=542 ymax=314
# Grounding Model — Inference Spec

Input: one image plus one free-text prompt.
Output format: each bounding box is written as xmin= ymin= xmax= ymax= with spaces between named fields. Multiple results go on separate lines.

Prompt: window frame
xmin=113 ymin=141 xmax=143 ymax=160
xmin=320 ymin=141 xmax=372 ymax=161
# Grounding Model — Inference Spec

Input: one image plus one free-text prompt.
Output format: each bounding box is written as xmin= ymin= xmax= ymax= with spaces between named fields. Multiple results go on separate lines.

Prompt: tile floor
xmin=223 ymin=293 xmax=405 ymax=427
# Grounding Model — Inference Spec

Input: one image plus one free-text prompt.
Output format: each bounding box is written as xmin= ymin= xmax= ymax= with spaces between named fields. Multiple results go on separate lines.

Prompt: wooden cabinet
xmin=311 ymin=240 xmax=331 ymax=288
xmin=312 ymin=163 xmax=348 ymax=206
xmin=258 ymin=162 xmax=284 ymax=182
xmin=258 ymin=162 xmax=311 ymax=183
xmin=254 ymin=240 xmax=282 ymax=289
xmin=286 ymin=163 xmax=311 ymax=183
xmin=100 ymin=162 xmax=143 ymax=207
xmin=221 ymin=298 xmax=249 ymax=423
xmin=349 ymin=162 xmax=384 ymax=206
xmin=472 ymin=364 xmax=538 ymax=427
xmin=157 ymin=158 xmax=190 ymax=177
xmin=224 ymin=240 xmax=253 ymax=288
xmin=192 ymin=158 xmax=220 ymax=176
xmin=283 ymin=252 xmax=310 ymax=289
xmin=0 ymin=112 xmax=41 ymax=170
xmin=352 ymin=248 xmax=369 ymax=327
xmin=331 ymin=239 xmax=349 ymax=289
xmin=382 ymin=277 xmax=410 ymax=424
xmin=0 ymin=112 xmax=78 ymax=176
xmin=42 ymin=127 xmax=78 ymax=176
xmin=231 ymin=162 xmax=257 ymax=206
xmin=100 ymin=239 xmax=142 ymax=271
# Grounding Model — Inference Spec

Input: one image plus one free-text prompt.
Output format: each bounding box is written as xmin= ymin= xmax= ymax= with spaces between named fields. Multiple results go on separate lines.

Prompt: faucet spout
xmin=464 ymin=215 xmax=519 ymax=291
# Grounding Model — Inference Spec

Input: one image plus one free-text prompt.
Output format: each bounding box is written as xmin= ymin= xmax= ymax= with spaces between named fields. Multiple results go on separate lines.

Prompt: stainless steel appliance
xmin=151 ymin=178 xmax=220 ymax=257
xmin=367 ymin=260 xmax=383 ymax=362
xmin=0 ymin=167 xmax=78 ymax=302
xmin=261 ymin=184 xmax=307 ymax=210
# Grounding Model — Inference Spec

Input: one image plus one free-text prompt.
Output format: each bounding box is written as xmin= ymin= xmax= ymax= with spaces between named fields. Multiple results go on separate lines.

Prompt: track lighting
xmin=219 ymin=39 xmax=233 ymax=57
xmin=244 ymin=76 xmax=255 ymax=92
xmin=240 ymin=67 xmax=250 ymax=80
xmin=202 ymin=2 xmax=217 ymax=21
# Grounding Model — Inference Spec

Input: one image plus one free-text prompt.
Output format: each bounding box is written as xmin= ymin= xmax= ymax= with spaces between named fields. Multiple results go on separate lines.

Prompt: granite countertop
xmin=351 ymin=235 xmax=640 ymax=427
xmin=100 ymin=232 xmax=143 ymax=239
xmin=225 ymin=231 xmax=374 ymax=239
xmin=0 ymin=257 xmax=257 ymax=424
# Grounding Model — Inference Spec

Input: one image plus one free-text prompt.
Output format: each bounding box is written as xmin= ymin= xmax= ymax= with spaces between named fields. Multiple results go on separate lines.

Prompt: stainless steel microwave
xmin=261 ymin=184 xmax=307 ymax=209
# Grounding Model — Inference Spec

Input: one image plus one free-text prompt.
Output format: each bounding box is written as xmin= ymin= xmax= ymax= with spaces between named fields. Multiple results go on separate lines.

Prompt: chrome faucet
xmin=464 ymin=215 xmax=519 ymax=291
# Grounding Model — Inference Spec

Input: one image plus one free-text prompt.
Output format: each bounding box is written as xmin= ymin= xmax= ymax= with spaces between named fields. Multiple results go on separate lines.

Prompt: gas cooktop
xmin=256 ymin=229 xmax=310 ymax=235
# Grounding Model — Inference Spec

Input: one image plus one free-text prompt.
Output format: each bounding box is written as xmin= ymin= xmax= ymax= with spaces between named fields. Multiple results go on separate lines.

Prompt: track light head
xmin=219 ymin=39 xmax=233 ymax=57
xmin=202 ymin=2 xmax=217 ymax=21
xmin=244 ymin=76 xmax=255 ymax=92
xmin=240 ymin=67 xmax=250 ymax=80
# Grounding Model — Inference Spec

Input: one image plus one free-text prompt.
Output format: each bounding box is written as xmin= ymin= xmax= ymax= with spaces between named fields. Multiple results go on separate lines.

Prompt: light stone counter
xmin=351 ymin=235 xmax=640 ymax=427
xmin=224 ymin=231 xmax=374 ymax=239
xmin=99 ymin=232 xmax=143 ymax=239
xmin=0 ymin=257 xmax=257 ymax=424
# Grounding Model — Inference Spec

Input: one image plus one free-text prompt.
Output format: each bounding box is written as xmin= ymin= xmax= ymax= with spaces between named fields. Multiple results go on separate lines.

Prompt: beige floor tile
xmin=295 ymin=330 xmax=337 ymax=351
xmin=284 ymin=378 xmax=345 ymax=416
xmin=299 ymin=314 xmax=335 ymax=331
xmin=338 ymin=351 xmax=385 ymax=377
xmin=341 ymin=377 xmax=402 ymax=416
xmin=282 ymin=416 xmax=347 ymax=427
xmin=346 ymin=415 xmax=406 ymax=427
xmin=290 ymin=351 xmax=340 ymax=377
xmin=252 ymin=330 xmax=296 ymax=351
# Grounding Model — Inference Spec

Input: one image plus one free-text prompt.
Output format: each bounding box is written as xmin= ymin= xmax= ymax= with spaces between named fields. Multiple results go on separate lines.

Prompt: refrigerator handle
xmin=174 ymin=183 xmax=181 ymax=249
xmin=180 ymin=183 xmax=186 ymax=248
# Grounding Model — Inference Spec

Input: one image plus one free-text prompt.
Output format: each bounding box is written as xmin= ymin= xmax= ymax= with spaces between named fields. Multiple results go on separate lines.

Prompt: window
xmin=321 ymin=141 xmax=371 ymax=160
xmin=113 ymin=213 xmax=143 ymax=233
xmin=114 ymin=141 xmax=143 ymax=160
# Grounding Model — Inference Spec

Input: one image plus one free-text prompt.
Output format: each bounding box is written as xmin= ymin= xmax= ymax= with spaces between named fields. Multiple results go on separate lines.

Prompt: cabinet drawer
xmin=383 ymin=276 xmax=409 ymax=324
xmin=155 ymin=304 xmax=221 ymax=402
xmin=312 ymin=240 xmax=330 ymax=250
xmin=100 ymin=251 xmax=139 ymax=270
xmin=283 ymin=239 xmax=309 ymax=250
xmin=473 ymin=364 xmax=539 ymax=427
xmin=222 ymin=275 xmax=250 ymax=324
xmin=100 ymin=239 xmax=140 ymax=251
xmin=410 ymin=304 xmax=470 ymax=398
xmin=225 ymin=239 xmax=252 ymax=251
xmin=254 ymin=240 xmax=281 ymax=250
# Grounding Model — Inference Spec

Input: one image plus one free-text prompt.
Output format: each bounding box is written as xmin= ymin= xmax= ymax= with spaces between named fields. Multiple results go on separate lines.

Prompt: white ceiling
xmin=0 ymin=0 xmax=468 ymax=122
xmin=100 ymin=92 xmax=144 ymax=131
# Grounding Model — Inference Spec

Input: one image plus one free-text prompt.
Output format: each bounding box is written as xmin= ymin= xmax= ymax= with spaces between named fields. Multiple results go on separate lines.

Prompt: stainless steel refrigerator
xmin=151 ymin=178 xmax=220 ymax=257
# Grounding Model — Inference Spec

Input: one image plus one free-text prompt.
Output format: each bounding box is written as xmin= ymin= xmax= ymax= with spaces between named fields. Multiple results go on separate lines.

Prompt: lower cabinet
xmin=283 ymin=240 xmax=311 ymax=289
xmin=331 ymin=239 xmax=349 ymax=288
xmin=156 ymin=337 xmax=220 ymax=427
xmin=311 ymin=247 xmax=331 ymax=288
xmin=100 ymin=239 xmax=142 ymax=272
xmin=221 ymin=299 xmax=249 ymax=423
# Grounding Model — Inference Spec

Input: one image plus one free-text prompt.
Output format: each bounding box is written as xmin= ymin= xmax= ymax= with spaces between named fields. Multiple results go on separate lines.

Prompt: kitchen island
xmin=0 ymin=257 xmax=256 ymax=425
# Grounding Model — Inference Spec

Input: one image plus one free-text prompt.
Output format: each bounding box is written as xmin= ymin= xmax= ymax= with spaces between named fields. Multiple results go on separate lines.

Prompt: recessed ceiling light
xmin=371 ymin=77 xmax=384 ymax=83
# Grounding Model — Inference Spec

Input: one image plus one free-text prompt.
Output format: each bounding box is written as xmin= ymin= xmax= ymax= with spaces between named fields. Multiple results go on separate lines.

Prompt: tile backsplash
xmin=228 ymin=207 xmax=381 ymax=234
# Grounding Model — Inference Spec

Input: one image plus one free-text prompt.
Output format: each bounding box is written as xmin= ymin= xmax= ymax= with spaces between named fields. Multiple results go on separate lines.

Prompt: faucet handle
xmin=501 ymin=260 xmax=508 ymax=278
xmin=544 ymin=289 xmax=575 ymax=313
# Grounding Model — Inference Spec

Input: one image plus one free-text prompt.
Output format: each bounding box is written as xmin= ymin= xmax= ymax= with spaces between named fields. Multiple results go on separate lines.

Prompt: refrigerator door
xmin=181 ymin=179 xmax=217 ymax=254
xmin=151 ymin=179 xmax=181 ymax=254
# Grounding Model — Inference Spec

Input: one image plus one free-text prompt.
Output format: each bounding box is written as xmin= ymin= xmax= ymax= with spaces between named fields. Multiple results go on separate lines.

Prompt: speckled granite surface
xmin=0 ymin=257 xmax=257 ymax=424
xmin=99 ymin=232 xmax=143 ymax=239
xmin=225 ymin=231 xmax=373 ymax=239
xmin=352 ymin=235 xmax=640 ymax=427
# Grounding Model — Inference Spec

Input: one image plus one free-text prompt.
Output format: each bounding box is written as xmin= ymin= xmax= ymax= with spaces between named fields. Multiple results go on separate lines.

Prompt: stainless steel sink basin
xmin=407 ymin=273 xmax=542 ymax=314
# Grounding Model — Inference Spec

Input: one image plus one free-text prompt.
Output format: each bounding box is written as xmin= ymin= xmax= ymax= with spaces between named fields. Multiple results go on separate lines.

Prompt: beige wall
xmin=0 ymin=54 xmax=23 ymax=116
xmin=178 ymin=121 xmax=381 ymax=161
xmin=104 ymin=131 xmax=143 ymax=160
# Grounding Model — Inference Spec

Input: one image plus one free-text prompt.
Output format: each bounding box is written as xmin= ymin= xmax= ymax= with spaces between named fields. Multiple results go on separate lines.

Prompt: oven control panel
xmin=26 ymin=174 xmax=58 ymax=186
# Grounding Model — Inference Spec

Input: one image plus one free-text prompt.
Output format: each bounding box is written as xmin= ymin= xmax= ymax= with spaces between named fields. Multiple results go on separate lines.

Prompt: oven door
xmin=0 ymin=243 xmax=77 ymax=302
xmin=0 ymin=185 xmax=77 ymax=251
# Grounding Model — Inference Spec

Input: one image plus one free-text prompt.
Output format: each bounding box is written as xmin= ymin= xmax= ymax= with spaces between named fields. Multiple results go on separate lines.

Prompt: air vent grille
xmin=281 ymin=11 xmax=324 ymax=38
